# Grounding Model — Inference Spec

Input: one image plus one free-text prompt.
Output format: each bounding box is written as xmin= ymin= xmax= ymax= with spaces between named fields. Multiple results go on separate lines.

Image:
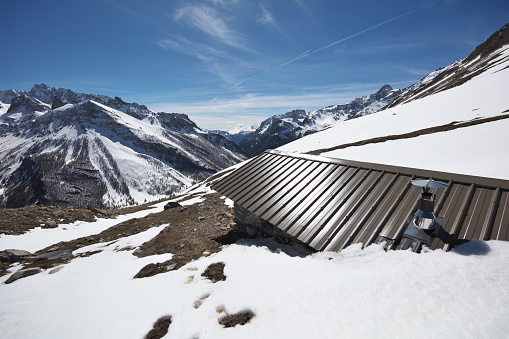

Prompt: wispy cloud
xmin=333 ymin=42 xmax=420 ymax=55
xmin=208 ymin=0 xmax=240 ymax=7
xmin=257 ymin=5 xmax=278 ymax=28
xmin=157 ymin=37 xmax=229 ymax=63
xmin=229 ymin=4 xmax=431 ymax=89
xmin=174 ymin=4 xmax=246 ymax=49
xmin=147 ymin=83 xmax=400 ymax=129
xmin=157 ymin=36 xmax=254 ymax=85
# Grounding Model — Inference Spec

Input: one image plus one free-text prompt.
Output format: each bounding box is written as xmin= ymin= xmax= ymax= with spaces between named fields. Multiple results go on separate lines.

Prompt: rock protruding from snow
xmin=36 ymin=250 xmax=73 ymax=261
xmin=4 ymin=268 xmax=42 ymax=284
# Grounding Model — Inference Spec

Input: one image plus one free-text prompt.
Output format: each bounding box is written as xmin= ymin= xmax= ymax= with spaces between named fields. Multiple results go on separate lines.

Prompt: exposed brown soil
xmin=145 ymin=315 xmax=172 ymax=339
xmin=1 ymin=193 xmax=246 ymax=279
xmin=0 ymin=197 xmax=173 ymax=237
xmin=201 ymin=262 xmax=226 ymax=282
xmin=306 ymin=113 xmax=509 ymax=156
xmin=218 ymin=311 xmax=254 ymax=328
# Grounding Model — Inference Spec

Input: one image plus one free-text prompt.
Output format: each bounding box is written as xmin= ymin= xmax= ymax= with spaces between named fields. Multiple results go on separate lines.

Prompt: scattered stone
xmin=49 ymin=266 xmax=64 ymax=274
xmin=52 ymin=210 xmax=66 ymax=219
xmin=43 ymin=219 xmax=58 ymax=228
xmin=201 ymin=262 xmax=226 ymax=283
xmin=198 ymin=216 xmax=206 ymax=221
xmin=218 ymin=311 xmax=254 ymax=328
xmin=5 ymin=268 xmax=42 ymax=284
xmin=223 ymin=212 xmax=233 ymax=218
xmin=134 ymin=259 xmax=175 ymax=279
xmin=0 ymin=249 xmax=32 ymax=263
xmin=193 ymin=294 xmax=210 ymax=309
xmin=179 ymin=207 xmax=189 ymax=212
xmin=164 ymin=201 xmax=181 ymax=210
xmin=37 ymin=250 xmax=73 ymax=261
xmin=144 ymin=315 xmax=172 ymax=339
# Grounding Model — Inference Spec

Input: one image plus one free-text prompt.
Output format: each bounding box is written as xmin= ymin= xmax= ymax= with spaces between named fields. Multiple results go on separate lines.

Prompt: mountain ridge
xmin=238 ymin=84 xmax=404 ymax=156
xmin=0 ymin=85 xmax=247 ymax=208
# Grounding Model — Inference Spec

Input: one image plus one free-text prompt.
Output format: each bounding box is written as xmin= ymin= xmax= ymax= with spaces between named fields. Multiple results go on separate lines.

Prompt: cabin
xmin=211 ymin=150 xmax=509 ymax=253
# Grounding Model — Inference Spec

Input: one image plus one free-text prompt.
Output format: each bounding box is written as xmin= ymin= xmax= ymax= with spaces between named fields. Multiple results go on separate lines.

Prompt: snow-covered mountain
xmin=239 ymin=84 xmax=403 ymax=156
xmin=208 ymin=123 xmax=257 ymax=144
xmin=0 ymin=85 xmax=246 ymax=208
xmin=279 ymin=23 xmax=509 ymax=180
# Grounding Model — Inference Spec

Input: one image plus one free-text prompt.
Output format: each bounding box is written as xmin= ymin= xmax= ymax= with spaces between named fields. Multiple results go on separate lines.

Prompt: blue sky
xmin=1 ymin=0 xmax=508 ymax=130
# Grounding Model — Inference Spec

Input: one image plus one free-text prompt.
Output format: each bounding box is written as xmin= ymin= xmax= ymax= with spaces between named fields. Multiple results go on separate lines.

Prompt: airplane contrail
xmin=309 ymin=4 xmax=432 ymax=55
xmin=236 ymin=4 xmax=431 ymax=86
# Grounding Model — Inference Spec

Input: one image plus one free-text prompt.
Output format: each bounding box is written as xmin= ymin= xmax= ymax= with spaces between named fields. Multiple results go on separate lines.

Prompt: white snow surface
xmin=278 ymin=47 xmax=509 ymax=179
xmin=323 ymin=117 xmax=509 ymax=180
xmin=0 ymin=101 xmax=10 ymax=115
xmin=1 ymin=209 xmax=508 ymax=338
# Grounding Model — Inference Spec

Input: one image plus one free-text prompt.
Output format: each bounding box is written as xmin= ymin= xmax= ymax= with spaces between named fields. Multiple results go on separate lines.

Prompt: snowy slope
xmin=0 ymin=184 xmax=508 ymax=339
xmin=279 ymin=40 xmax=509 ymax=180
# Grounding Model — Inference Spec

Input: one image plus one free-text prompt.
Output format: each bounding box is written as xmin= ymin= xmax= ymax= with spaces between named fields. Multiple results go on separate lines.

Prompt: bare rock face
xmin=51 ymin=96 xmax=66 ymax=109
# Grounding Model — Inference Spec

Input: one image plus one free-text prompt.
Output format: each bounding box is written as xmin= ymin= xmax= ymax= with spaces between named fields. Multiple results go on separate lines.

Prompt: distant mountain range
xmin=238 ymin=84 xmax=404 ymax=156
xmin=0 ymin=84 xmax=246 ymax=208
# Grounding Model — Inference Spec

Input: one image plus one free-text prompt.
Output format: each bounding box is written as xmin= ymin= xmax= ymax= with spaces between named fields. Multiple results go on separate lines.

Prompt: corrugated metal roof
xmin=212 ymin=150 xmax=509 ymax=252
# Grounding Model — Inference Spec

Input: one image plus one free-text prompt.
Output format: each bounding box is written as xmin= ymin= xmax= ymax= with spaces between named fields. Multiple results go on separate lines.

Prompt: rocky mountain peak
xmin=6 ymin=95 xmax=49 ymax=115
xmin=374 ymin=84 xmax=393 ymax=99
xmin=28 ymin=83 xmax=55 ymax=103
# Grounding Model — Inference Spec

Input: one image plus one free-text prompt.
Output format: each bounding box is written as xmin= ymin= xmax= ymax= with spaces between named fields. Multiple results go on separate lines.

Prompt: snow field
xmin=1 ymin=233 xmax=508 ymax=338
xmin=323 ymin=116 xmax=509 ymax=180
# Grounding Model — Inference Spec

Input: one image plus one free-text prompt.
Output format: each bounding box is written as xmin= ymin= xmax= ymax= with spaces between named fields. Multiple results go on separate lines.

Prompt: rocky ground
xmin=0 ymin=191 xmax=248 ymax=280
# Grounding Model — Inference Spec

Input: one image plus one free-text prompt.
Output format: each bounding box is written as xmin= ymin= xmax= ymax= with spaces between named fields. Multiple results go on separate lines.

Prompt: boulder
xmin=52 ymin=209 xmax=66 ymax=219
xmin=5 ymin=268 xmax=42 ymax=284
xmin=37 ymin=250 xmax=73 ymax=261
xmin=43 ymin=219 xmax=58 ymax=228
xmin=164 ymin=201 xmax=181 ymax=210
xmin=0 ymin=249 xmax=33 ymax=263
